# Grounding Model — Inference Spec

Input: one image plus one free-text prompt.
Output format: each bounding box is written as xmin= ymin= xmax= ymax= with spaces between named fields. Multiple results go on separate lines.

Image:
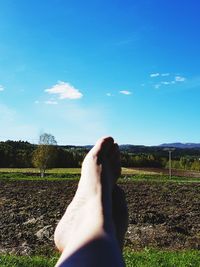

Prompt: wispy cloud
xmin=150 ymin=73 xmax=171 ymax=78
xmin=161 ymin=73 xmax=170 ymax=77
xmin=150 ymin=72 xmax=186 ymax=90
xmin=161 ymin=81 xmax=171 ymax=85
xmin=154 ymin=84 xmax=161 ymax=89
xmin=0 ymin=85 xmax=5 ymax=91
xmin=119 ymin=90 xmax=132 ymax=95
xmin=35 ymin=99 xmax=58 ymax=105
xmin=150 ymin=73 xmax=160 ymax=77
xmin=106 ymin=93 xmax=112 ymax=97
xmin=175 ymin=76 xmax=186 ymax=82
xmin=112 ymin=32 xmax=140 ymax=47
xmin=45 ymin=100 xmax=58 ymax=105
xmin=45 ymin=81 xmax=83 ymax=100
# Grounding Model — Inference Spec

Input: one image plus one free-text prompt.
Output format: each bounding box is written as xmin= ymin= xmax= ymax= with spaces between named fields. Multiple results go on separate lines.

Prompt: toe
xmin=82 ymin=136 xmax=114 ymax=166
xmin=92 ymin=137 xmax=114 ymax=164
xmin=96 ymin=136 xmax=114 ymax=153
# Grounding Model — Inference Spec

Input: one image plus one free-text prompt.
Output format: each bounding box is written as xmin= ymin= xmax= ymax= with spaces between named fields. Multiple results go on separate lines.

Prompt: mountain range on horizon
xmin=159 ymin=143 xmax=200 ymax=149
xmin=1 ymin=139 xmax=200 ymax=149
xmin=118 ymin=142 xmax=200 ymax=150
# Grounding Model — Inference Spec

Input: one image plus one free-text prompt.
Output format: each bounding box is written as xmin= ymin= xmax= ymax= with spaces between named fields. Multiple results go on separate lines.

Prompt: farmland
xmin=0 ymin=168 xmax=200 ymax=266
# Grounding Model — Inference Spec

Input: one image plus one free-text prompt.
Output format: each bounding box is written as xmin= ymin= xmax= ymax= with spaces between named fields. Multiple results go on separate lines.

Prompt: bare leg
xmin=54 ymin=137 xmax=128 ymax=267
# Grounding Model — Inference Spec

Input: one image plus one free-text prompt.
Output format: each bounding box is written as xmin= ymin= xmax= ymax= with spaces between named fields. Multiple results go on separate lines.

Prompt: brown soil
xmin=0 ymin=180 xmax=199 ymax=255
xmin=135 ymin=167 xmax=200 ymax=178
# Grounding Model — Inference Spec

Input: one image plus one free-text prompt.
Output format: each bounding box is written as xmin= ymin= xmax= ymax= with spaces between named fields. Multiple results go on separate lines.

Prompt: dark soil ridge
xmin=0 ymin=180 xmax=199 ymax=255
xmin=135 ymin=167 xmax=200 ymax=178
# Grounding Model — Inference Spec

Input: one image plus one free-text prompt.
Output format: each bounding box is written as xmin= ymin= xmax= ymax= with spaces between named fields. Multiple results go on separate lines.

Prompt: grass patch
xmin=0 ymin=167 xmax=159 ymax=175
xmin=122 ymin=168 xmax=159 ymax=175
xmin=0 ymin=168 xmax=199 ymax=183
xmin=0 ymin=172 xmax=80 ymax=181
xmin=0 ymin=249 xmax=199 ymax=267
xmin=119 ymin=174 xmax=200 ymax=183
xmin=124 ymin=249 xmax=200 ymax=267
xmin=0 ymin=172 xmax=199 ymax=183
xmin=0 ymin=168 xmax=81 ymax=174
xmin=0 ymin=254 xmax=58 ymax=267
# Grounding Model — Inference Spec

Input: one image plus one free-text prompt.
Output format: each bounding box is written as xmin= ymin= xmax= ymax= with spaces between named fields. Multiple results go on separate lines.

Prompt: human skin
xmin=54 ymin=137 xmax=128 ymax=267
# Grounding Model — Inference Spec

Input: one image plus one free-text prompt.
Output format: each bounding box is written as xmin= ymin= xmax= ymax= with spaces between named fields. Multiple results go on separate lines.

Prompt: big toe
xmin=91 ymin=136 xmax=114 ymax=163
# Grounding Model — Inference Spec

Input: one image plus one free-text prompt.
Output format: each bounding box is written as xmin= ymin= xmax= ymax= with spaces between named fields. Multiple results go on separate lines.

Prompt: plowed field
xmin=0 ymin=180 xmax=199 ymax=255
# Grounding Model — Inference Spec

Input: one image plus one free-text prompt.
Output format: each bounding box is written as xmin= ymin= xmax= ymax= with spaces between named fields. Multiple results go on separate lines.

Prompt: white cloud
xmin=45 ymin=100 xmax=58 ymax=105
xmin=0 ymin=85 xmax=5 ymax=91
xmin=150 ymin=73 xmax=160 ymax=77
xmin=45 ymin=81 xmax=83 ymax=100
xmin=119 ymin=90 xmax=132 ymax=95
xmin=106 ymin=93 xmax=112 ymax=97
xmin=161 ymin=81 xmax=171 ymax=85
xmin=154 ymin=84 xmax=161 ymax=89
xmin=175 ymin=76 xmax=186 ymax=82
xmin=150 ymin=73 xmax=187 ymax=90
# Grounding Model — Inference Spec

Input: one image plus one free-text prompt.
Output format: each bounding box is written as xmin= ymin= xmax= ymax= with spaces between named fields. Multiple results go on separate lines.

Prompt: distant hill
xmin=66 ymin=143 xmax=200 ymax=154
xmin=159 ymin=143 xmax=200 ymax=149
xmin=117 ymin=144 xmax=200 ymax=159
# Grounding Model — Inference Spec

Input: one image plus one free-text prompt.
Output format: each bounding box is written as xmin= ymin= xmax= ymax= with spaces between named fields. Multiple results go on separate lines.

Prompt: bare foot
xmin=54 ymin=137 xmax=127 ymax=260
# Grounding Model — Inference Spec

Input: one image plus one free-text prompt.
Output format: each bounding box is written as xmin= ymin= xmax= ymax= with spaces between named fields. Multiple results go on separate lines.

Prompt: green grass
xmin=124 ymin=249 xmax=200 ymax=267
xmin=0 ymin=168 xmax=81 ymax=174
xmin=0 ymin=172 xmax=80 ymax=181
xmin=119 ymin=174 xmax=200 ymax=183
xmin=0 ymin=167 xmax=156 ymax=175
xmin=122 ymin=168 xmax=159 ymax=175
xmin=0 ymin=167 xmax=199 ymax=183
xmin=0 ymin=254 xmax=58 ymax=267
xmin=0 ymin=172 xmax=199 ymax=183
xmin=0 ymin=250 xmax=199 ymax=267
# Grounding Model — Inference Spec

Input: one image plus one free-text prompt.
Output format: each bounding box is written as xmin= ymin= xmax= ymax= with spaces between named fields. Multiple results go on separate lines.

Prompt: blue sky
xmin=0 ymin=0 xmax=200 ymax=145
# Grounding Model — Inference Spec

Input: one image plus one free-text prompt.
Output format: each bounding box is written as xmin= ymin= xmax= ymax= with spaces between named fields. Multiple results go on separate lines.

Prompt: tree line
xmin=0 ymin=135 xmax=200 ymax=172
xmin=0 ymin=140 xmax=87 ymax=168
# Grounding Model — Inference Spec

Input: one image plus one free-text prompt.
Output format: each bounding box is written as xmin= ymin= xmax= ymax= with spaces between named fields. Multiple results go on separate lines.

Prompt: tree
xmin=32 ymin=133 xmax=57 ymax=177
